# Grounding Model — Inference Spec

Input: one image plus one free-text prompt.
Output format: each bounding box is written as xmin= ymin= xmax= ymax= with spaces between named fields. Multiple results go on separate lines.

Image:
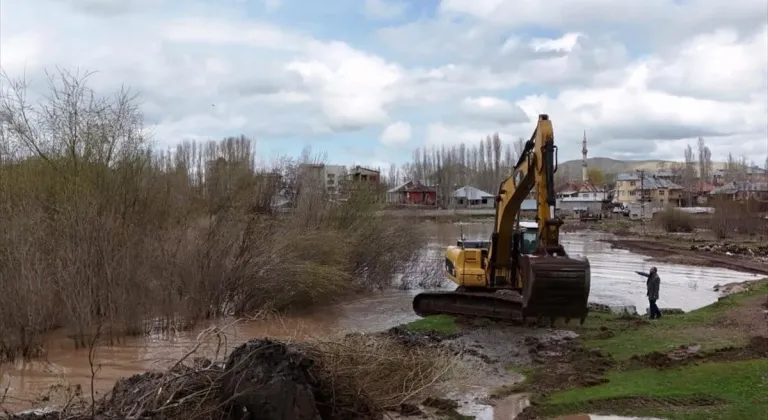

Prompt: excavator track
xmin=413 ymin=290 xmax=524 ymax=321
xmin=412 ymin=255 xmax=591 ymax=324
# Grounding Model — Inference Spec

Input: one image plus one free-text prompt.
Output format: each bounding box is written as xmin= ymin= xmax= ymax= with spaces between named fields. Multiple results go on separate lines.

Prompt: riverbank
xmin=6 ymin=279 xmax=766 ymax=419
xmin=605 ymin=238 xmax=768 ymax=275
xmin=401 ymin=278 xmax=768 ymax=419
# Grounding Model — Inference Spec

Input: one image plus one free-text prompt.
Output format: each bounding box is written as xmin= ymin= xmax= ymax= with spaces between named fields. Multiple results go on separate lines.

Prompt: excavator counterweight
xmin=412 ymin=115 xmax=592 ymax=325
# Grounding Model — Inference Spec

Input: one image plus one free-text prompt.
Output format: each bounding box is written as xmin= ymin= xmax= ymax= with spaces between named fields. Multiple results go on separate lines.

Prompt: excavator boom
xmin=412 ymin=115 xmax=591 ymax=324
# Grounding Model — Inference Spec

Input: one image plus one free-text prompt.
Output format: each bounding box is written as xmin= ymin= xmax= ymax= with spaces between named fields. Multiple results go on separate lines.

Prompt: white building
xmin=452 ymin=186 xmax=495 ymax=209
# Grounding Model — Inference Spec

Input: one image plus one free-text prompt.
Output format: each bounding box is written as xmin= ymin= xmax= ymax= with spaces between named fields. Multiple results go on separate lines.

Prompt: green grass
xmin=540 ymin=360 xmax=768 ymax=420
xmin=405 ymin=315 xmax=458 ymax=335
xmin=528 ymin=279 xmax=768 ymax=419
xmin=572 ymin=280 xmax=768 ymax=360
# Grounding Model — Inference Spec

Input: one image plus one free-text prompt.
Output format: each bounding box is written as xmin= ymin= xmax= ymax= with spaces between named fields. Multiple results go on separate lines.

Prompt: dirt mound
xmin=630 ymin=344 xmax=703 ymax=369
xmin=220 ymin=338 xmax=373 ymax=420
xmin=630 ymin=336 xmax=768 ymax=370
xmin=517 ymin=393 xmax=728 ymax=419
xmin=384 ymin=325 xmax=456 ymax=347
xmin=520 ymin=337 xmax=615 ymax=394
xmin=7 ymin=339 xmax=385 ymax=420
xmin=691 ymin=243 xmax=768 ymax=257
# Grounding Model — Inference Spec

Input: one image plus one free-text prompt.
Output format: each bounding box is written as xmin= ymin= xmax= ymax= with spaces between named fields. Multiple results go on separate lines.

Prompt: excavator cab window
xmin=520 ymin=229 xmax=538 ymax=255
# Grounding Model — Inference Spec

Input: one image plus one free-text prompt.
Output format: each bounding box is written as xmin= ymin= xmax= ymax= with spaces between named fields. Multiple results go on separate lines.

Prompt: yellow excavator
xmin=413 ymin=114 xmax=592 ymax=324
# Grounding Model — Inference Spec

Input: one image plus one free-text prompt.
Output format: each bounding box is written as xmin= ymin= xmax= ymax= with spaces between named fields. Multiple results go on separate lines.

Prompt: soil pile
xmin=630 ymin=336 xmax=768 ymax=370
xmin=523 ymin=336 xmax=615 ymax=393
xmin=691 ymin=243 xmax=768 ymax=257
xmin=7 ymin=338 xmax=387 ymax=420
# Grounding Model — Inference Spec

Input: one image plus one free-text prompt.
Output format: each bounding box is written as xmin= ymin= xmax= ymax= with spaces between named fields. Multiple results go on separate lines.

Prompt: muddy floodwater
xmin=1 ymin=222 xmax=758 ymax=411
xmin=554 ymin=415 xmax=666 ymax=420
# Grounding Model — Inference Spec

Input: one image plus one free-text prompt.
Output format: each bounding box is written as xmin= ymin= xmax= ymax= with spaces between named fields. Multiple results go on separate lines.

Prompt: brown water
xmin=554 ymin=415 xmax=666 ymax=420
xmin=0 ymin=222 xmax=758 ymax=412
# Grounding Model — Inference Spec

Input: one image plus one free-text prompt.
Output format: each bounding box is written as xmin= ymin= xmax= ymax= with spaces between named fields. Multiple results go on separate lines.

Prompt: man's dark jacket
xmin=637 ymin=271 xmax=661 ymax=300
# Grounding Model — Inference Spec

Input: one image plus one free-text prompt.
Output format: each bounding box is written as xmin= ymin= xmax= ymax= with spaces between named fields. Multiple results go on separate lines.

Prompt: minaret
xmin=581 ymin=130 xmax=588 ymax=182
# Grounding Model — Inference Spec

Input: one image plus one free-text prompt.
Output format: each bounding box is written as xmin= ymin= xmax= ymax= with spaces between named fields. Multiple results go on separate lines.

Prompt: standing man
xmin=636 ymin=267 xmax=662 ymax=319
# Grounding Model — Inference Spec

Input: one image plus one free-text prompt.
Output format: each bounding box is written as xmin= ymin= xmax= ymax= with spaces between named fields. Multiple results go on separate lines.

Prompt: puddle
xmin=471 ymin=393 xmax=531 ymax=419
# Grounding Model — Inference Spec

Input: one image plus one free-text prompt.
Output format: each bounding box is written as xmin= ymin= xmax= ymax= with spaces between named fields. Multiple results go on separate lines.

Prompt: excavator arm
xmin=487 ymin=114 xmax=568 ymax=287
xmin=412 ymin=114 xmax=592 ymax=325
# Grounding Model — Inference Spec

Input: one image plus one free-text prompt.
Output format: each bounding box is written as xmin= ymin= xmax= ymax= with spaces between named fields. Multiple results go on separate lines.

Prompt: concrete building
xmin=298 ymin=163 xmax=347 ymax=196
xmin=614 ymin=173 xmax=683 ymax=207
xmin=350 ymin=166 xmax=380 ymax=183
xmin=452 ymin=186 xmax=495 ymax=209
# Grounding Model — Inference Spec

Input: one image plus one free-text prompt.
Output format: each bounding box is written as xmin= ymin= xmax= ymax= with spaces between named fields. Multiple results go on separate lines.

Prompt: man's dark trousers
xmin=649 ymin=298 xmax=662 ymax=319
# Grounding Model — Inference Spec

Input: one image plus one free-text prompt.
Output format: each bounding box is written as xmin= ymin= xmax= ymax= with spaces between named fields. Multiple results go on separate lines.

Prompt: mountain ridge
xmin=557 ymin=157 xmax=728 ymax=180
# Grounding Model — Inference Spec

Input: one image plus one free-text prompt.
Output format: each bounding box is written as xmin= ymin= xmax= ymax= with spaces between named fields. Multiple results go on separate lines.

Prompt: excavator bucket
xmin=520 ymin=255 xmax=591 ymax=323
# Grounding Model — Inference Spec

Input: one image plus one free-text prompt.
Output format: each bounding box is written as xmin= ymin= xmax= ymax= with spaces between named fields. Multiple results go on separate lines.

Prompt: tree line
xmin=387 ymin=133 xmax=763 ymax=206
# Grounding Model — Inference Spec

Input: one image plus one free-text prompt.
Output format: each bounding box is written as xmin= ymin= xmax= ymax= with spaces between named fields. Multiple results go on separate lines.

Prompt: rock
xmin=659 ymin=308 xmax=685 ymax=315
xmin=609 ymin=305 xmax=638 ymax=316
xmin=587 ymin=302 xmax=611 ymax=313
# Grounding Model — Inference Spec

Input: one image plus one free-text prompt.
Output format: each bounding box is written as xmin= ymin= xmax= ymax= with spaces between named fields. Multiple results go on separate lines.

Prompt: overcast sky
xmin=2 ymin=0 xmax=767 ymax=169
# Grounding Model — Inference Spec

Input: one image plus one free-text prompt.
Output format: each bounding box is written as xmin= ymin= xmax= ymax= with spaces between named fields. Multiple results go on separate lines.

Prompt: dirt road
xmin=605 ymin=239 xmax=768 ymax=276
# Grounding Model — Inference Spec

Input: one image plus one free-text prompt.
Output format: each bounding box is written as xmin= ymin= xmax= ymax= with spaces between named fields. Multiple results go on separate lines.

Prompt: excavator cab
xmin=515 ymin=221 xmax=539 ymax=255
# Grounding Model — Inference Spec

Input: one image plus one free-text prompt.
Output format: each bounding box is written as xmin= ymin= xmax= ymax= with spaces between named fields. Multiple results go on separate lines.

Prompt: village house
xmin=614 ymin=173 xmax=683 ymax=207
xmin=688 ymin=180 xmax=715 ymax=205
xmin=556 ymin=180 xmax=609 ymax=215
xmin=386 ymin=180 xmax=437 ymax=205
xmin=451 ymin=186 xmax=495 ymax=209
xmin=710 ymin=181 xmax=768 ymax=201
xmin=711 ymin=167 xmax=768 ymax=185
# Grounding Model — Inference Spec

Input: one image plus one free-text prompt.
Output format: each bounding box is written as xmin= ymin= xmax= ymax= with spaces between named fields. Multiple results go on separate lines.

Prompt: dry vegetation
xmin=3 ymin=329 xmax=461 ymax=420
xmin=655 ymin=198 xmax=767 ymax=238
xmin=0 ymin=69 xmax=428 ymax=362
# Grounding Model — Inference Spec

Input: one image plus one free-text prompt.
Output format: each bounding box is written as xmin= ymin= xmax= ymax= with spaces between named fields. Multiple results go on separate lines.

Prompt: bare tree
xmin=725 ymin=153 xmax=749 ymax=183
xmin=682 ymin=144 xmax=696 ymax=205
xmin=697 ymin=137 xmax=712 ymax=183
xmin=513 ymin=137 xmax=526 ymax=162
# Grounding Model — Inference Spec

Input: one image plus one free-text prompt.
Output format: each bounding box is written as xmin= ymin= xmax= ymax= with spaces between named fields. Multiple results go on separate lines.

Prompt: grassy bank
xmin=0 ymin=70 xmax=428 ymax=362
xmin=405 ymin=280 xmax=768 ymax=419
xmin=533 ymin=279 xmax=768 ymax=419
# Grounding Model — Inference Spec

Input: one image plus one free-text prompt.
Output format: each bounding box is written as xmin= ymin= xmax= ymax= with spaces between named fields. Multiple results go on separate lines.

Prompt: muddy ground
xmin=605 ymin=239 xmax=768 ymax=275
xmin=8 ymin=289 xmax=767 ymax=420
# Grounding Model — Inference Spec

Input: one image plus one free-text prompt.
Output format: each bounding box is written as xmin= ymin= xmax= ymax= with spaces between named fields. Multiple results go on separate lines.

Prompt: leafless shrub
xmin=0 ymin=68 xmax=428 ymax=361
xmin=5 ymin=332 xmax=460 ymax=420
xmin=710 ymin=198 xmax=765 ymax=239
xmin=655 ymin=206 xmax=695 ymax=233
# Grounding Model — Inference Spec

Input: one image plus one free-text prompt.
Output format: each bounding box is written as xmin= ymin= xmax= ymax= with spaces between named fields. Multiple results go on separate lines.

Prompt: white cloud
xmin=1 ymin=0 xmax=765 ymax=166
xmin=380 ymin=121 xmax=412 ymax=145
xmin=530 ymin=32 xmax=582 ymax=53
xmin=364 ymin=0 xmax=408 ymax=20
xmin=461 ymin=96 xmax=530 ymax=125
xmin=425 ymin=122 xmax=515 ymax=148
xmin=263 ymin=0 xmax=282 ymax=12
xmin=646 ymin=26 xmax=768 ymax=101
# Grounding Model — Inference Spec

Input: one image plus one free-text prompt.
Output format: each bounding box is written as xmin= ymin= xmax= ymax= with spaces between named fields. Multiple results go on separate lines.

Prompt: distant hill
xmin=557 ymin=157 xmax=727 ymax=180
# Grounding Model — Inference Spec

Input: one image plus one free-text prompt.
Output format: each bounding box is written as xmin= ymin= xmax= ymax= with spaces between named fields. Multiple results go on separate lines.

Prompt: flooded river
xmin=0 ymin=222 xmax=758 ymax=411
